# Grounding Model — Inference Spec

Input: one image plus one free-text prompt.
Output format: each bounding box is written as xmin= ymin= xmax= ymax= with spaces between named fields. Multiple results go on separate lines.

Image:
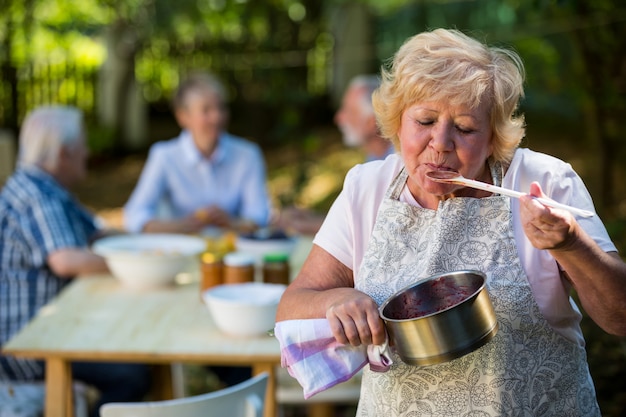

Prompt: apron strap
xmin=386 ymin=168 xmax=408 ymax=200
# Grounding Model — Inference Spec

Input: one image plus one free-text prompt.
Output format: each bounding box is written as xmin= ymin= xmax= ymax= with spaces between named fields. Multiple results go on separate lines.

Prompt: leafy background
xmin=1 ymin=0 xmax=625 ymax=414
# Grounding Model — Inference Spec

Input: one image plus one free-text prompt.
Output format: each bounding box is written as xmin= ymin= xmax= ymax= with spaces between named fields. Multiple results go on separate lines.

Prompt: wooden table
xmin=2 ymin=274 xmax=283 ymax=417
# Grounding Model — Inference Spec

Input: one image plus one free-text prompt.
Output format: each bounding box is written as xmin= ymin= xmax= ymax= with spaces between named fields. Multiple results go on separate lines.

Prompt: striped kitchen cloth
xmin=274 ymin=318 xmax=392 ymax=399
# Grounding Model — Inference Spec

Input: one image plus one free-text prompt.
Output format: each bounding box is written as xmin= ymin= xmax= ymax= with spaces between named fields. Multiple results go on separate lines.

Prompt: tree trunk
xmin=2 ymin=16 xmax=18 ymax=134
xmin=97 ymin=22 xmax=147 ymax=153
xmin=328 ymin=2 xmax=376 ymax=105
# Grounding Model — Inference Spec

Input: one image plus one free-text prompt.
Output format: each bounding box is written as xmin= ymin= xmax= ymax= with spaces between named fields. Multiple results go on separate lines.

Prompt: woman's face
xmin=398 ymin=100 xmax=494 ymax=207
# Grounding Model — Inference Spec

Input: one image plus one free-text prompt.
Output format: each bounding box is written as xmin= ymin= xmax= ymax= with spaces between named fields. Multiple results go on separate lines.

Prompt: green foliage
xmin=605 ymin=219 xmax=626 ymax=254
xmin=1 ymin=0 xmax=625 ymax=213
xmin=86 ymin=124 xmax=118 ymax=155
xmin=4 ymin=0 xmax=108 ymax=64
xmin=36 ymin=0 xmax=110 ymax=28
xmin=4 ymin=0 xmax=618 ymax=412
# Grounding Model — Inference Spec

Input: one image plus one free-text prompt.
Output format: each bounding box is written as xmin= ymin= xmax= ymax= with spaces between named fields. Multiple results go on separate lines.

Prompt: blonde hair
xmin=18 ymin=105 xmax=84 ymax=171
xmin=372 ymin=28 xmax=525 ymax=163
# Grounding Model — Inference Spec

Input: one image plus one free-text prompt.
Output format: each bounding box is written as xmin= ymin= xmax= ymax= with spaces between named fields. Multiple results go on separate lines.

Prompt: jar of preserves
xmin=222 ymin=252 xmax=256 ymax=284
xmin=200 ymin=252 xmax=223 ymax=300
xmin=262 ymin=252 xmax=290 ymax=285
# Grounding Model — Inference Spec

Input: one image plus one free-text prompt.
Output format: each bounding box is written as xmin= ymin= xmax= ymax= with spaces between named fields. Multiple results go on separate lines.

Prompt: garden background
xmin=1 ymin=0 xmax=625 ymax=415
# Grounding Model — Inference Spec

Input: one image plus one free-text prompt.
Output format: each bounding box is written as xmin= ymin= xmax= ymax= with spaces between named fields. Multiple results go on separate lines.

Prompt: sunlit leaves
xmin=4 ymin=0 xmax=109 ymax=66
xmin=248 ymin=16 xmax=270 ymax=43
xmin=197 ymin=0 xmax=227 ymax=12
xmin=36 ymin=0 xmax=110 ymax=28
xmin=288 ymin=2 xmax=306 ymax=21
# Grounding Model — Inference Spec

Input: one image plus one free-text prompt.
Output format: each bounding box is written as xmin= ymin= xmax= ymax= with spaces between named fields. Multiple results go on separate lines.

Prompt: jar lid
xmin=223 ymin=251 xmax=256 ymax=267
xmin=201 ymin=252 xmax=223 ymax=263
xmin=263 ymin=252 xmax=289 ymax=263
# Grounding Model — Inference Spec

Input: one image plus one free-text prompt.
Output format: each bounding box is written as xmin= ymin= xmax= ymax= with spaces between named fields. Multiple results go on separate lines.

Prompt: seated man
xmin=276 ymin=74 xmax=395 ymax=235
xmin=0 ymin=106 xmax=151 ymax=417
xmin=335 ymin=74 xmax=395 ymax=162
xmin=123 ymin=72 xmax=271 ymax=234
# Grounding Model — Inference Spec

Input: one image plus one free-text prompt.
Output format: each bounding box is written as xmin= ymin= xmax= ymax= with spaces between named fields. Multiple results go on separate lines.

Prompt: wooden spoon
xmin=426 ymin=170 xmax=594 ymax=218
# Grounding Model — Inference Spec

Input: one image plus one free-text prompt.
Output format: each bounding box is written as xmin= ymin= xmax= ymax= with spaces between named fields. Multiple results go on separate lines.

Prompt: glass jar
xmin=222 ymin=252 xmax=256 ymax=284
xmin=200 ymin=252 xmax=223 ymax=300
xmin=262 ymin=252 xmax=290 ymax=285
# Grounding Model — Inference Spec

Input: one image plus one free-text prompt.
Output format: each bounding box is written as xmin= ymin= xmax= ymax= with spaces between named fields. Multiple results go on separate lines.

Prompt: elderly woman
xmin=0 ymin=106 xmax=150 ymax=416
xmin=276 ymin=28 xmax=626 ymax=416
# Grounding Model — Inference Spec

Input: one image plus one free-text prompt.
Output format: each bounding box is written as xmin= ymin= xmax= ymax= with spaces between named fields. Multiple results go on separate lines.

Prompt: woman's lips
xmin=426 ymin=164 xmax=457 ymax=173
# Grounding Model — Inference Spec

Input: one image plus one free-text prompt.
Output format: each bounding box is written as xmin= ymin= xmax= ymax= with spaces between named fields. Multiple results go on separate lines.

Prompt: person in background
xmin=335 ymin=74 xmax=395 ymax=162
xmin=276 ymin=28 xmax=626 ymax=416
xmin=276 ymin=75 xmax=395 ymax=235
xmin=0 ymin=106 xmax=151 ymax=417
xmin=125 ymin=72 xmax=260 ymax=387
xmin=123 ymin=72 xmax=271 ymax=235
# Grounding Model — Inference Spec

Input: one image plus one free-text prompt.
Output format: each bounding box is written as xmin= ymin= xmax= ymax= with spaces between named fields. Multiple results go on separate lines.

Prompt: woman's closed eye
xmin=417 ymin=119 xmax=475 ymax=134
xmin=455 ymin=124 xmax=475 ymax=134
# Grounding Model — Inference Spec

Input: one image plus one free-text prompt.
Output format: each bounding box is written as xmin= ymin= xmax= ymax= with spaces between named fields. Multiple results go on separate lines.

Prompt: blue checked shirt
xmin=0 ymin=166 xmax=98 ymax=381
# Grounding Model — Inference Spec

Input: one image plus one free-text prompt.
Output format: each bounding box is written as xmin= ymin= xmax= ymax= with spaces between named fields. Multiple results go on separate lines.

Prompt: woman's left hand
xmin=520 ymin=182 xmax=626 ymax=336
xmin=519 ymin=182 xmax=578 ymax=251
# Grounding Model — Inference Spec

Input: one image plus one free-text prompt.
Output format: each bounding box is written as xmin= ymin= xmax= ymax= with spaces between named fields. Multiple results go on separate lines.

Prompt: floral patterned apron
xmin=355 ymin=165 xmax=600 ymax=416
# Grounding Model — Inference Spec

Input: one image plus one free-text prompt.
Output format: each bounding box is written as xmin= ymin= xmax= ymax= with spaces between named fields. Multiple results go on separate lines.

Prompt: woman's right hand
xmin=277 ymin=244 xmax=387 ymax=347
xmin=325 ymin=287 xmax=387 ymax=346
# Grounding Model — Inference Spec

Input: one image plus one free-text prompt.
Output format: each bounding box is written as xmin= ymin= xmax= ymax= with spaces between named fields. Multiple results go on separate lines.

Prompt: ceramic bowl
xmin=92 ymin=233 xmax=206 ymax=289
xmin=203 ymin=282 xmax=287 ymax=337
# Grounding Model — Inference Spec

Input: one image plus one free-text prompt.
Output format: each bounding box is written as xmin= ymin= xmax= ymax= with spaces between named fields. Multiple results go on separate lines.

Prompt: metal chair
xmin=0 ymin=381 xmax=89 ymax=417
xmin=99 ymin=372 xmax=268 ymax=417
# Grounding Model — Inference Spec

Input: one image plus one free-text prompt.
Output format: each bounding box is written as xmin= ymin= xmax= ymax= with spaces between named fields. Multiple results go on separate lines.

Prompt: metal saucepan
xmin=379 ymin=270 xmax=498 ymax=366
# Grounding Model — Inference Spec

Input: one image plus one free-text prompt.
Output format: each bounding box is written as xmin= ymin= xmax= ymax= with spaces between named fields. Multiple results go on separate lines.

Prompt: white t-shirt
xmin=314 ymin=148 xmax=616 ymax=345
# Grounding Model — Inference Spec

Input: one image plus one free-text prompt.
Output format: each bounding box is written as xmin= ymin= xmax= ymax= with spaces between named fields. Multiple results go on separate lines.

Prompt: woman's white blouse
xmin=314 ymin=148 xmax=616 ymax=346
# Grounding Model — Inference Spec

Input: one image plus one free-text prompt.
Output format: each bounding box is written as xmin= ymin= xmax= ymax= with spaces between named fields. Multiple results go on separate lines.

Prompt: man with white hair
xmin=276 ymin=75 xmax=395 ymax=234
xmin=0 ymin=106 xmax=151 ymax=416
xmin=335 ymin=75 xmax=395 ymax=162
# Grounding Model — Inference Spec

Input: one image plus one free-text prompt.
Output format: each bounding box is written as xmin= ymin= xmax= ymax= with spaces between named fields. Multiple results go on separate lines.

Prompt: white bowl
xmin=235 ymin=234 xmax=297 ymax=266
xmin=92 ymin=234 xmax=206 ymax=290
xmin=203 ymin=282 xmax=287 ymax=337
